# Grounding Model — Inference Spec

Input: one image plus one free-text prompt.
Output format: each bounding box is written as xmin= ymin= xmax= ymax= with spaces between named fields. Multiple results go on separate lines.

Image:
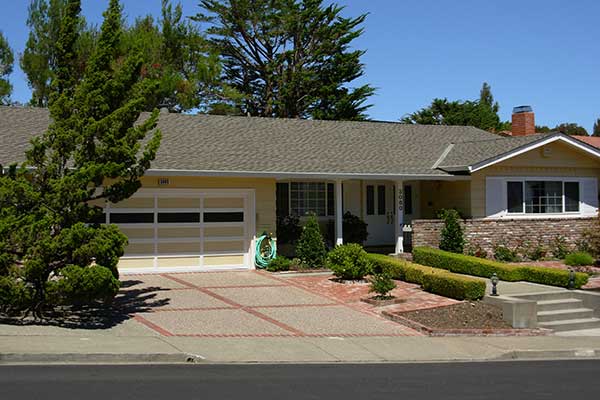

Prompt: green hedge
xmin=412 ymin=247 xmax=588 ymax=289
xmin=367 ymin=254 xmax=485 ymax=301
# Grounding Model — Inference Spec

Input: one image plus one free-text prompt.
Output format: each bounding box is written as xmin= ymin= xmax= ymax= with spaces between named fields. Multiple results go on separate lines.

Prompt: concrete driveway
xmin=125 ymin=271 xmax=419 ymax=338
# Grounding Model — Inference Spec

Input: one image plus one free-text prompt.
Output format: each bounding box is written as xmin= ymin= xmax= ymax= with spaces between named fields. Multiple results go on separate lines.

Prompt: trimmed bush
xmin=48 ymin=265 xmax=120 ymax=306
xmin=493 ymin=244 xmax=519 ymax=262
xmin=295 ymin=214 xmax=327 ymax=269
xmin=367 ymin=253 xmax=485 ymax=301
xmin=413 ymin=247 xmax=588 ymax=289
xmin=564 ymin=252 xmax=595 ymax=267
xmin=266 ymin=257 xmax=291 ymax=272
xmin=369 ymin=272 xmax=397 ymax=298
xmin=438 ymin=209 xmax=464 ymax=253
xmin=326 ymin=244 xmax=372 ymax=280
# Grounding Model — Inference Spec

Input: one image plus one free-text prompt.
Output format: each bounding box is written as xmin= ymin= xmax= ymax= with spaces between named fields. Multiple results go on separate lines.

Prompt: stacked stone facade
xmin=412 ymin=217 xmax=595 ymax=256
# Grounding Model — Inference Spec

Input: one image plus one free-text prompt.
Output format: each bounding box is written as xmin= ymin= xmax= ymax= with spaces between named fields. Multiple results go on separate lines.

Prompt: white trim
xmin=335 ymin=180 xmax=343 ymax=246
xmin=394 ymin=180 xmax=405 ymax=254
xmin=145 ymin=168 xmax=471 ymax=181
xmin=471 ymin=134 xmax=600 ymax=173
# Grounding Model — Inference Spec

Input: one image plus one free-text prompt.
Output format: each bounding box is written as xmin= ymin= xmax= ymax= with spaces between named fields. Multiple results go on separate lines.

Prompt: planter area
xmin=383 ymin=302 xmax=550 ymax=336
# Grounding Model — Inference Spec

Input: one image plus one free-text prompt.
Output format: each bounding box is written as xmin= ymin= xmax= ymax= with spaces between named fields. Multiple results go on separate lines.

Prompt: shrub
xmin=369 ymin=272 xmax=397 ymax=298
xmin=465 ymin=242 xmax=488 ymax=259
xmin=493 ymin=244 xmax=519 ymax=263
xmin=367 ymin=253 xmax=485 ymax=300
xmin=550 ymin=235 xmax=570 ymax=260
xmin=523 ymin=242 xmax=547 ymax=261
xmin=565 ymin=252 xmax=595 ymax=267
xmin=438 ymin=209 xmax=464 ymax=253
xmin=412 ymin=246 xmax=588 ymax=289
xmin=266 ymin=257 xmax=292 ymax=272
xmin=582 ymin=212 xmax=600 ymax=257
xmin=48 ymin=265 xmax=120 ymax=306
xmin=276 ymin=215 xmax=302 ymax=245
xmin=0 ymin=276 xmax=31 ymax=316
xmin=295 ymin=214 xmax=327 ymax=268
xmin=326 ymin=244 xmax=371 ymax=280
xmin=343 ymin=212 xmax=369 ymax=245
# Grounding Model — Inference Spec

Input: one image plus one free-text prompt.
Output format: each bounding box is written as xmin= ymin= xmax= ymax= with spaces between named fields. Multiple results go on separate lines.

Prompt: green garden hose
xmin=255 ymin=234 xmax=277 ymax=269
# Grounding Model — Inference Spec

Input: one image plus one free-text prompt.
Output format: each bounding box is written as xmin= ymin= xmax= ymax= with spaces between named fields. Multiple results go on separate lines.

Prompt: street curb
xmin=496 ymin=348 xmax=600 ymax=360
xmin=0 ymin=352 xmax=205 ymax=364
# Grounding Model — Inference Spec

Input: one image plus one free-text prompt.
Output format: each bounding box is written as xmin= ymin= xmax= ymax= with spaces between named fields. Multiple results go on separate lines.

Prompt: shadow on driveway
xmin=0 ymin=280 xmax=171 ymax=330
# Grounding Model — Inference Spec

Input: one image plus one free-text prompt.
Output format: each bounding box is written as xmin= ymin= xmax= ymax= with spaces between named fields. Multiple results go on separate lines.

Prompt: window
xmin=366 ymin=185 xmax=375 ymax=215
xmin=286 ymin=182 xmax=334 ymax=217
xmin=158 ymin=213 xmax=200 ymax=223
xmin=110 ymin=213 xmax=154 ymax=224
xmin=377 ymin=185 xmax=386 ymax=215
xmin=404 ymin=185 xmax=413 ymax=215
xmin=204 ymin=212 xmax=244 ymax=223
xmin=276 ymin=183 xmax=289 ymax=217
xmin=506 ymin=180 xmax=580 ymax=214
xmin=507 ymin=182 xmax=524 ymax=213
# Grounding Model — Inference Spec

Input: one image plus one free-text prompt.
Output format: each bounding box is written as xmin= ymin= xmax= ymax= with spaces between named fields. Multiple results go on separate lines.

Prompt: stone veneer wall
xmin=412 ymin=217 xmax=596 ymax=255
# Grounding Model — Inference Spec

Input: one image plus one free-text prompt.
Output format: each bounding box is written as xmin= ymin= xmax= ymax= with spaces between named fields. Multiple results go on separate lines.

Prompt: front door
xmin=363 ymin=181 xmax=395 ymax=246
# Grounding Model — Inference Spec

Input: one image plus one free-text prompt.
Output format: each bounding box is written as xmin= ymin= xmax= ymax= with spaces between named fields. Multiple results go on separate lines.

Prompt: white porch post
xmin=335 ymin=179 xmax=343 ymax=246
xmin=394 ymin=180 xmax=404 ymax=254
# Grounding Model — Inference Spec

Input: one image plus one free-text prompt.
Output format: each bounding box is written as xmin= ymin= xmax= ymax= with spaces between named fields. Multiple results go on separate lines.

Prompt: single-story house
xmin=1 ymin=105 xmax=599 ymax=273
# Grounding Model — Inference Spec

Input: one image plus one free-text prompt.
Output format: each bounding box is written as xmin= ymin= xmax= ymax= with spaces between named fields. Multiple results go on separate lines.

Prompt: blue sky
xmin=1 ymin=0 xmax=599 ymax=132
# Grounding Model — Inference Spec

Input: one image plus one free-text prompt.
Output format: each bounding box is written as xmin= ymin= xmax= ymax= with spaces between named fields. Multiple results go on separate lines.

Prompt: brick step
xmin=537 ymin=308 xmax=595 ymax=323
xmin=538 ymin=317 xmax=600 ymax=332
xmin=537 ymin=298 xmax=584 ymax=312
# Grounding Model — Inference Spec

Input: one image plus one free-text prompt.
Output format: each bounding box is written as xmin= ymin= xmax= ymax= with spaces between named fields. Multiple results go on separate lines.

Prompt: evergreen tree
xmin=0 ymin=0 xmax=161 ymax=318
xmin=438 ymin=209 xmax=464 ymax=254
xmin=554 ymin=123 xmax=588 ymax=136
xmin=401 ymin=83 xmax=503 ymax=132
xmin=0 ymin=31 xmax=14 ymax=105
xmin=194 ymin=0 xmax=374 ymax=120
xmin=593 ymin=118 xmax=600 ymax=137
xmin=295 ymin=214 xmax=327 ymax=268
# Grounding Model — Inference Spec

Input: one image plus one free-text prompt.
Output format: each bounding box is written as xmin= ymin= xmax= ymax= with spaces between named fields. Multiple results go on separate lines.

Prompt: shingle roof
xmin=572 ymin=135 xmax=600 ymax=149
xmin=0 ymin=106 xmax=572 ymax=177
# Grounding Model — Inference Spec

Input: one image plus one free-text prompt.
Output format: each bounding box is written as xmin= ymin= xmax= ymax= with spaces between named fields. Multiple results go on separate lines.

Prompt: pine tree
xmin=0 ymin=31 xmax=14 ymax=105
xmin=438 ymin=209 xmax=464 ymax=254
xmin=0 ymin=0 xmax=161 ymax=318
xmin=295 ymin=214 xmax=327 ymax=268
xmin=593 ymin=118 xmax=600 ymax=137
xmin=194 ymin=0 xmax=374 ymax=120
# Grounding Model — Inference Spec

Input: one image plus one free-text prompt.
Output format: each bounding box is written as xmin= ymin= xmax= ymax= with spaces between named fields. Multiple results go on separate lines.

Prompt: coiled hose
xmin=255 ymin=234 xmax=276 ymax=269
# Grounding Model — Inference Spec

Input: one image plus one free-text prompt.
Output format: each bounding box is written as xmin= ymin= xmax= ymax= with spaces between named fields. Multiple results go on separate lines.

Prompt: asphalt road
xmin=1 ymin=361 xmax=598 ymax=399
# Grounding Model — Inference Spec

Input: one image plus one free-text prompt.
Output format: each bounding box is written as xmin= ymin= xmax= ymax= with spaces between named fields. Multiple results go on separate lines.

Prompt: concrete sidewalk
xmin=2 ymin=334 xmax=600 ymax=364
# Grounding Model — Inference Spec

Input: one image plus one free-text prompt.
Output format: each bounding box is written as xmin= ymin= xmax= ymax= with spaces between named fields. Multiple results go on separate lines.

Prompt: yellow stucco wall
xmin=139 ymin=176 xmax=277 ymax=235
xmin=419 ymin=180 xmax=471 ymax=218
xmin=470 ymin=141 xmax=600 ymax=218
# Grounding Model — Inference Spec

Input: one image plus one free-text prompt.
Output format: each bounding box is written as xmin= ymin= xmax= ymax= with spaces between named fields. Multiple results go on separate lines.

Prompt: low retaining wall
xmin=412 ymin=217 xmax=595 ymax=256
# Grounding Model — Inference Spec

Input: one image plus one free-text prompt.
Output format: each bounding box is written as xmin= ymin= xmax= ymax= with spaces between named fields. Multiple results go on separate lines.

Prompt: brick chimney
xmin=511 ymin=105 xmax=536 ymax=136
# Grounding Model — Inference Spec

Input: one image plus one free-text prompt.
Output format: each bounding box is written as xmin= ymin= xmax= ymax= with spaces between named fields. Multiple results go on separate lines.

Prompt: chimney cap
xmin=513 ymin=105 xmax=533 ymax=114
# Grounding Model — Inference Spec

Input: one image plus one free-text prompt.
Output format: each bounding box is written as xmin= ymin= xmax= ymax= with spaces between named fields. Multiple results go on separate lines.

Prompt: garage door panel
xmin=120 ymin=228 xmax=155 ymax=239
xmin=204 ymin=255 xmax=245 ymax=266
xmin=157 ymin=257 xmax=200 ymax=268
xmin=204 ymin=240 xmax=245 ymax=253
xmin=157 ymin=198 xmax=199 ymax=208
xmin=158 ymin=242 xmax=201 ymax=254
xmin=158 ymin=227 xmax=201 ymax=239
xmin=112 ymin=197 xmax=154 ymax=209
xmin=204 ymin=198 xmax=244 ymax=208
xmin=124 ymin=243 xmax=155 ymax=255
xmin=204 ymin=226 xmax=244 ymax=237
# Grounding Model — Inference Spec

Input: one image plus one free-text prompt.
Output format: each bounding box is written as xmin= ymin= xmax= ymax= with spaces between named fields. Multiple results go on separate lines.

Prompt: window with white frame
xmin=276 ymin=182 xmax=334 ymax=217
xmin=506 ymin=180 xmax=580 ymax=214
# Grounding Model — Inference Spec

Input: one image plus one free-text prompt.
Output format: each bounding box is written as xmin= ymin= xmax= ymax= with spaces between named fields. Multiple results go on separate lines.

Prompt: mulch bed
xmin=383 ymin=302 xmax=549 ymax=336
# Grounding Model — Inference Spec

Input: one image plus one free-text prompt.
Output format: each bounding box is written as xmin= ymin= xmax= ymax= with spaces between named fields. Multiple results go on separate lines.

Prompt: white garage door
xmin=106 ymin=189 xmax=256 ymax=274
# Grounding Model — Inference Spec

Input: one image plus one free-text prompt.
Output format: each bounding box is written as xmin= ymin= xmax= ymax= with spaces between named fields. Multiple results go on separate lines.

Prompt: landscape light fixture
xmin=490 ymin=273 xmax=499 ymax=296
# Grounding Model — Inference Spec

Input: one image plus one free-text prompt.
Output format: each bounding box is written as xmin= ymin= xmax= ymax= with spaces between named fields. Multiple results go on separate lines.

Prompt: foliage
xmin=326 ymin=243 xmax=371 ymax=280
xmin=266 ymin=256 xmax=291 ymax=272
xmin=369 ymin=272 xmax=396 ymax=298
xmin=550 ymin=235 xmax=570 ymax=260
xmin=276 ymin=215 xmax=302 ymax=245
xmin=465 ymin=242 xmax=488 ymax=259
xmin=593 ymin=118 xmax=600 ymax=137
xmin=582 ymin=213 xmax=600 ymax=257
xmin=493 ymin=244 xmax=519 ymax=262
xmin=367 ymin=253 xmax=485 ymax=301
xmin=401 ymin=83 xmax=506 ymax=132
xmin=554 ymin=123 xmax=588 ymax=136
xmin=342 ymin=212 xmax=368 ymax=245
xmin=0 ymin=0 xmax=161 ymax=318
xmin=523 ymin=241 xmax=547 ymax=261
xmin=412 ymin=247 xmax=588 ymax=289
xmin=295 ymin=214 xmax=327 ymax=268
xmin=438 ymin=209 xmax=464 ymax=254
xmin=20 ymin=0 xmax=97 ymax=107
xmin=0 ymin=31 xmax=14 ymax=104
xmin=564 ymin=252 xmax=595 ymax=267
xmin=194 ymin=0 xmax=374 ymax=120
